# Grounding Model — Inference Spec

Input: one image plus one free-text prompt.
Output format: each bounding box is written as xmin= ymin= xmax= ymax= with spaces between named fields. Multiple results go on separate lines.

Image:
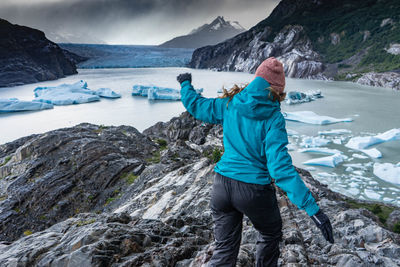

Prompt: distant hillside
xmin=159 ymin=16 xmax=245 ymax=49
xmin=190 ymin=0 xmax=400 ymax=89
xmin=0 ymin=18 xmax=82 ymax=88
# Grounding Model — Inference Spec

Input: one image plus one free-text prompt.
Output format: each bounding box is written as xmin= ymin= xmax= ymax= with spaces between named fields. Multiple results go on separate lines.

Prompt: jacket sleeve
xmin=180 ymin=80 xmax=228 ymax=124
xmin=264 ymin=113 xmax=320 ymax=216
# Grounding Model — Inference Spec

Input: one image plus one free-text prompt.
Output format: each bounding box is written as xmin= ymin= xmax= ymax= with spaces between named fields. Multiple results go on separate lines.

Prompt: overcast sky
xmin=0 ymin=0 xmax=279 ymax=45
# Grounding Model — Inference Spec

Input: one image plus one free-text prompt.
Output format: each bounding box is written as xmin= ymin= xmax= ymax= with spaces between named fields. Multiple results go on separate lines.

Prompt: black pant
xmin=209 ymin=173 xmax=282 ymax=267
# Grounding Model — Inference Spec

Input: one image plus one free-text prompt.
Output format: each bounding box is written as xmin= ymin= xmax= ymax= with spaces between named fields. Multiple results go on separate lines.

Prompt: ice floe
xmin=299 ymin=147 xmax=342 ymax=155
xmin=0 ymin=98 xmax=53 ymax=112
xmin=303 ymin=153 xmax=345 ymax=168
xmin=364 ymin=189 xmax=381 ymax=200
xmin=282 ymin=111 xmax=353 ymax=125
xmin=34 ymin=80 xmax=100 ymax=105
xmin=346 ymin=128 xmax=400 ymax=150
xmin=373 ymin=163 xmax=400 ymax=185
xmin=95 ymin=88 xmax=121 ymax=98
xmin=359 ymin=148 xmax=382 ymax=159
xmin=318 ymin=129 xmax=352 ymax=135
xmin=285 ymin=90 xmax=323 ymax=105
xmin=300 ymin=136 xmax=330 ymax=148
xmin=286 ymin=129 xmax=299 ymax=136
xmin=332 ymin=139 xmax=342 ymax=145
xmin=352 ymin=153 xmax=369 ymax=159
xmin=132 ymin=85 xmax=202 ymax=101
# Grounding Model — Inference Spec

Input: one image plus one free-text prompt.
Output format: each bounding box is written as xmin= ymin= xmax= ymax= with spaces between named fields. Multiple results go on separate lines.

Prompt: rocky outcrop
xmin=191 ymin=25 xmax=326 ymax=80
xmin=189 ymin=0 xmax=400 ymax=88
xmin=159 ymin=16 xmax=245 ymax=49
xmin=0 ymin=112 xmax=399 ymax=266
xmin=356 ymin=72 xmax=400 ymax=90
xmin=0 ymin=18 xmax=81 ymax=88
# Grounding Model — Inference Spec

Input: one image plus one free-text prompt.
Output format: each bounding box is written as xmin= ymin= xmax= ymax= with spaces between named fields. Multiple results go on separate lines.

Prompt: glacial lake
xmin=0 ymin=68 xmax=399 ymax=205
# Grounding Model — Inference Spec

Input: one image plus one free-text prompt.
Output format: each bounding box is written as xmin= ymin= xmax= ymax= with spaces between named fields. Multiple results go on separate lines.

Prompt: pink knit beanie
xmin=255 ymin=57 xmax=285 ymax=93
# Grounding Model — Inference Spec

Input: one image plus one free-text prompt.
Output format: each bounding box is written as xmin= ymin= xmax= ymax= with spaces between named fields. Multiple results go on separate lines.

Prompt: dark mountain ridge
xmin=0 ymin=18 xmax=84 ymax=88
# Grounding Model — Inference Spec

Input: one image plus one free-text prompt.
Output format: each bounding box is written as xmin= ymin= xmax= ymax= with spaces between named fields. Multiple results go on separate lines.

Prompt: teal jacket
xmin=180 ymin=77 xmax=319 ymax=216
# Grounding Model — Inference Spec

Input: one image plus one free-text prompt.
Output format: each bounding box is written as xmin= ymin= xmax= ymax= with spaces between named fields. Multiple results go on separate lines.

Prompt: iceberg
xmin=286 ymin=129 xmax=299 ymax=136
xmin=285 ymin=90 xmax=323 ymax=105
xmin=34 ymin=80 xmax=100 ymax=105
xmin=299 ymin=147 xmax=342 ymax=155
xmin=373 ymin=163 xmax=400 ymax=185
xmin=303 ymin=153 xmax=345 ymax=168
xmin=132 ymin=85 xmax=202 ymax=101
xmin=346 ymin=129 xmax=400 ymax=150
xmin=318 ymin=129 xmax=352 ymax=135
xmin=95 ymin=88 xmax=121 ymax=98
xmin=352 ymin=153 xmax=369 ymax=159
xmin=0 ymin=98 xmax=53 ymax=112
xmin=300 ymin=136 xmax=330 ymax=148
xmin=282 ymin=111 xmax=353 ymax=125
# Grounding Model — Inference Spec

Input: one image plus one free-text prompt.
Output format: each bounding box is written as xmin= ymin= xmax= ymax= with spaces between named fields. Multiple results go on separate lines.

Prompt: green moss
xmin=346 ymin=199 xmax=395 ymax=225
xmin=122 ymin=173 xmax=138 ymax=185
xmin=0 ymin=156 xmax=12 ymax=167
xmin=393 ymin=222 xmax=400 ymax=234
xmin=76 ymin=218 xmax=96 ymax=227
xmin=14 ymin=207 xmax=21 ymax=213
xmin=147 ymin=150 xmax=161 ymax=164
xmin=204 ymin=148 xmax=223 ymax=163
xmin=94 ymin=124 xmax=108 ymax=134
xmin=23 ymin=230 xmax=33 ymax=236
xmin=39 ymin=215 xmax=47 ymax=221
xmin=155 ymin=139 xmax=168 ymax=150
xmin=0 ymin=195 xmax=7 ymax=201
xmin=105 ymin=197 xmax=116 ymax=205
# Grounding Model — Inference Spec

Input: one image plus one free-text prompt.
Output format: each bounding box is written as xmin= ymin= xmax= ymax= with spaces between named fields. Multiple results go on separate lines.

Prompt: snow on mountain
xmin=159 ymin=16 xmax=246 ymax=49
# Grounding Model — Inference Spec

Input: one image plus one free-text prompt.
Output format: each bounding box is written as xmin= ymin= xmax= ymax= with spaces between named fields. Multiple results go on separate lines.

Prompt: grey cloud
xmin=0 ymin=0 xmax=279 ymax=44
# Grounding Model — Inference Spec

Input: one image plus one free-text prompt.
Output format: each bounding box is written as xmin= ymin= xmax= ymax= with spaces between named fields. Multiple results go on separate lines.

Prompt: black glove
xmin=177 ymin=73 xmax=192 ymax=84
xmin=311 ymin=209 xmax=334 ymax=243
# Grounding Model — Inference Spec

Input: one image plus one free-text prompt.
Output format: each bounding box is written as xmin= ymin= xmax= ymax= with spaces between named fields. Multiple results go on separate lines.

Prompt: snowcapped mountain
xmin=159 ymin=16 xmax=245 ymax=49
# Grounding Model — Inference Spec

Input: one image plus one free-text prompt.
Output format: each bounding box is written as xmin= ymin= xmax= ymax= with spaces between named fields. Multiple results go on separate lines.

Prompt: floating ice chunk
xmin=332 ymin=138 xmax=342 ymax=145
xmin=0 ymin=98 xmax=53 ymax=112
xmin=345 ymin=167 xmax=354 ymax=172
xmin=132 ymin=85 xmax=150 ymax=96
xmin=397 ymin=162 xmax=400 ymax=167
xmin=373 ymin=163 xmax=400 ymax=185
xmin=286 ymin=144 xmax=296 ymax=151
xmin=34 ymin=80 xmax=100 ymax=105
xmin=364 ymin=189 xmax=381 ymax=200
xmin=285 ymin=90 xmax=323 ymax=105
xmin=318 ymin=129 xmax=352 ymax=135
xmin=347 ymin=187 xmax=360 ymax=196
xmin=282 ymin=111 xmax=353 ymax=125
xmin=346 ymin=129 xmax=400 ymax=150
xmin=343 ymin=163 xmax=368 ymax=170
xmin=352 ymin=153 xmax=369 ymax=159
xmin=303 ymin=153 xmax=345 ymax=168
xmin=148 ymin=87 xmax=180 ymax=100
xmin=304 ymin=167 xmax=316 ymax=171
xmin=287 ymin=129 xmax=299 ymax=136
xmin=352 ymin=170 xmax=364 ymax=176
xmin=95 ymin=88 xmax=121 ymax=98
xmin=300 ymin=136 xmax=330 ymax=148
xmin=360 ymin=148 xmax=382 ymax=159
xmin=299 ymin=147 xmax=342 ymax=155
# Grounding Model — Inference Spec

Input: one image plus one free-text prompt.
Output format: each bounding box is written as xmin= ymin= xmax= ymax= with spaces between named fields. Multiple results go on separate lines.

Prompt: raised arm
xmin=177 ymin=73 xmax=228 ymax=124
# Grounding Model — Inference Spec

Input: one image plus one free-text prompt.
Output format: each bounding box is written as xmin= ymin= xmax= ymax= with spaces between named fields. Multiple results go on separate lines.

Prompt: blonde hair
xmin=219 ymin=84 xmax=286 ymax=106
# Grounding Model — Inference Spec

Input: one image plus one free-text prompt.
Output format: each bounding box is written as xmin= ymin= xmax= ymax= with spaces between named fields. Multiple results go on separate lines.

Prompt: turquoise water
xmin=0 ymin=68 xmax=399 ymax=205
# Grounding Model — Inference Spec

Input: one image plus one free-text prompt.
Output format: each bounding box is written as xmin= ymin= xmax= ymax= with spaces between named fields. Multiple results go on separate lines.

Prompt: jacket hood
xmin=231 ymin=76 xmax=281 ymax=120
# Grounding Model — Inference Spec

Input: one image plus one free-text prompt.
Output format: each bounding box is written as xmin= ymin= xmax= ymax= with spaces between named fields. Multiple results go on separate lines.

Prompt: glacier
xmin=0 ymin=98 xmax=53 ymax=112
xmin=34 ymin=80 xmax=101 ymax=105
xmin=282 ymin=111 xmax=353 ymax=125
xmin=132 ymin=85 xmax=203 ymax=101
xmin=285 ymin=90 xmax=323 ymax=105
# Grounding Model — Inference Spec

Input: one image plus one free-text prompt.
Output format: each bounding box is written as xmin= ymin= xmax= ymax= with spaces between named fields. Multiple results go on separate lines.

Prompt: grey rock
xmin=387 ymin=210 xmax=400 ymax=231
xmin=0 ymin=112 xmax=399 ymax=266
xmin=356 ymin=72 xmax=400 ymax=90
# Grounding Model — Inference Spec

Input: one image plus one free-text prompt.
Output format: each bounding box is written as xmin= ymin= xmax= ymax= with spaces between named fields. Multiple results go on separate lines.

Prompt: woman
xmin=177 ymin=57 xmax=333 ymax=267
